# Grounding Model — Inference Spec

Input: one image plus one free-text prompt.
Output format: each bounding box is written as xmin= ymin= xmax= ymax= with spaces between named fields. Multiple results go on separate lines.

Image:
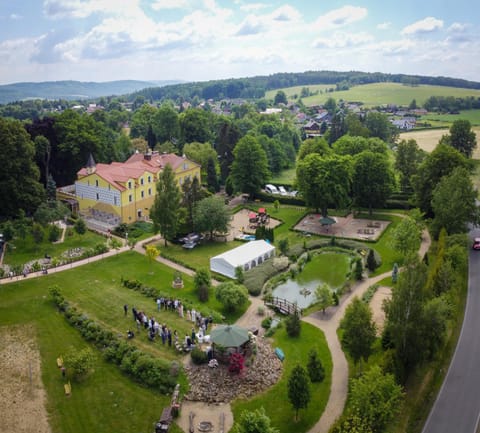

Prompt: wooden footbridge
xmin=264 ymin=296 xmax=302 ymax=316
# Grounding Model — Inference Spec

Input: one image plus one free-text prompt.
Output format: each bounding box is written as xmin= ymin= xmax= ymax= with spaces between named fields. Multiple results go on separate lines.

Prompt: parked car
xmin=278 ymin=186 xmax=288 ymax=196
xmin=473 ymin=238 xmax=480 ymax=250
xmin=265 ymin=184 xmax=279 ymax=194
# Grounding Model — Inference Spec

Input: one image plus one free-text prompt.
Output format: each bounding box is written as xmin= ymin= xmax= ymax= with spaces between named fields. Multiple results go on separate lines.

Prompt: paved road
xmin=422 ymin=227 xmax=480 ymax=433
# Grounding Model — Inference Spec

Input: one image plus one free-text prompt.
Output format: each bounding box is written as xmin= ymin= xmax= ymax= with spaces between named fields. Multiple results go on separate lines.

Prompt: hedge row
xmin=49 ymin=286 xmax=177 ymax=394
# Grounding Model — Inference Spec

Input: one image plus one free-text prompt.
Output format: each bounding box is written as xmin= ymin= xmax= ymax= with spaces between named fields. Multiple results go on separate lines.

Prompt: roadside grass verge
xmin=231 ymin=321 xmax=332 ymax=433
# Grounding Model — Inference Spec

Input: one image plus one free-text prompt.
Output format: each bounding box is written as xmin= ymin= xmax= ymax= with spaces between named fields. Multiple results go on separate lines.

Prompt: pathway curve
xmin=304 ymin=226 xmax=431 ymax=433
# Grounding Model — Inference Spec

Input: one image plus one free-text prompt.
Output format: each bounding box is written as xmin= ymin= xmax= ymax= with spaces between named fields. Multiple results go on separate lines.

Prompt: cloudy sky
xmin=0 ymin=0 xmax=479 ymax=85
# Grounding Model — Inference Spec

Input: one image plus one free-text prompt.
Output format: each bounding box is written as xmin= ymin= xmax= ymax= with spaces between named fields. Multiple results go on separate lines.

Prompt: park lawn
xmin=298 ymin=252 xmax=350 ymax=289
xmin=354 ymin=212 xmax=404 ymax=276
xmin=270 ymin=167 xmax=297 ymax=186
xmin=158 ymin=240 xmax=243 ymax=271
xmin=0 ymin=280 xmax=180 ymax=433
xmin=232 ymin=322 xmax=332 ymax=433
xmin=3 ymin=229 xmax=107 ymax=267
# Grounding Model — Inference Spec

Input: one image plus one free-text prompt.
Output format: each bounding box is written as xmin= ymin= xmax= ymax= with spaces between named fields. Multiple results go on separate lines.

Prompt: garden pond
xmin=272 ymin=252 xmax=352 ymax=309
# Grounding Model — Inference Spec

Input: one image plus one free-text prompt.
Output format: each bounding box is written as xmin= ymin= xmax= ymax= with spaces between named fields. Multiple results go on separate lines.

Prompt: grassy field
xmin=399 ymin=126 xmax=480 ymax=159
xmin=3 ymin=229 xmax=107 ymax=267
xmin=0 ymin=253 xmax=191 ymax=433
xmin=232 ymin=322 xmax=332 ymax=433
xmin=267 ymin=82 xmax=480 ymax=108
xmin=420 ymin=109 xmax=480 ymax=126
xmin=299 ymin=253 xmax=350 ymax=289
xmin=270 ymin=167 xmax=297 ymax=186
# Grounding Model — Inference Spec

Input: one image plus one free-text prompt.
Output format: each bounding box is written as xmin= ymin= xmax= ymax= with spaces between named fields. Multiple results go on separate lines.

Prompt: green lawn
xmin=270 ymin=168 xmax=297 ymax=186
xmin=298 ymin=252 xmax=350 ymax=289
xmin=232 ymin=322 xmax=332 ymax=433
xmin=157 ymin=240 xmax=243 ymax=271
xmin=3 ymin=229 xmax=107 ymax=267
xmin=0 ymin=261 xmax=184 ymax=433
xmin=267 ymin=82 xmax=480 ymax=108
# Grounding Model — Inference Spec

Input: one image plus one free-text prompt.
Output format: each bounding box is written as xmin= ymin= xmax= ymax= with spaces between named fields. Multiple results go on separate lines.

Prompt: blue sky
xmin=0 ymin=0 xmax=479 ymax=84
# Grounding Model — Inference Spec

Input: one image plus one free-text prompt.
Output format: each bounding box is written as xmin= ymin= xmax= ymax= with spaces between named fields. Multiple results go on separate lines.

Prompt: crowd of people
xmin=124 ymin=297 xmax=213 ymax=351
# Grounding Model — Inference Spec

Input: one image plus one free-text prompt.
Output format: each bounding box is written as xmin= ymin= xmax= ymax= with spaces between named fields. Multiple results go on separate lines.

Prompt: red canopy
xmin=249 ymin=212 xmax=257 ymax=219
xmin=258 ymin=208 xmax=266 ymax=214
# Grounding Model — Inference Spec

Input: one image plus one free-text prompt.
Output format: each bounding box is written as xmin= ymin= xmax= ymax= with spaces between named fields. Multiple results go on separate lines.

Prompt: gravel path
xmin=303 ymin=225 xmax=431 ymax=433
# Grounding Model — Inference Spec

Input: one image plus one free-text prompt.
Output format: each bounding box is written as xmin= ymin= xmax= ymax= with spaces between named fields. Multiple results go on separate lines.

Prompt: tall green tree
xmin=206 ymin=156 xmax=219 ymax=192
xmin=181 ymin=176 xmax=202 ymax=232
xmin=296 ymin=154 xmax=352 ymax=216
xmin=316 ymin=283 xmax=333 ymax=314
xmin=274 ymin=90 xmax=287 ymax=105
xmin=440 ymin=119 xmax=477 ymax=158
xmin=349 ymin=366 xmax=403 ymax=433
xmin=297 ymin=137 xmax=331 ymax=161
xmin=150 ymin=164 xmax=181 ymax=246
xmin=194 ymin=268 xmax=211 ymax=302
xmin=153 ymin=102 xmax=180 ymax=147
xmin=0 ymin=117 xmax=44 ymax=218
xmin=287 ymin=365 xmax=311 ymax=421
xmin=365 ymin=111 xmax=397 ymax=142
xmin=431 ymin=167 xmax=479 ymax=237
xmin=412 ymin=143 xmax=470 ymax=217
xmin=340 ymin=297 xmax=376 ymax=366
xmin=215 ymin=116 xmax=240 ymax=182
xmin=390 ymin=216 xmax=422 ymax=258
xmin=193 ymin=196 xmax=230 ymax=240
xmin=395 ymin=139 xmax=425 ymax=192
xmin=352 ymin=151 xmax=394 ymax=216
xmin=383 ymin=258 xmax=427 ymax=383
xmin=179 ymin=108 xmax=212 ymax=148
xmin=230 ymin=135 xmax=270 ymax=198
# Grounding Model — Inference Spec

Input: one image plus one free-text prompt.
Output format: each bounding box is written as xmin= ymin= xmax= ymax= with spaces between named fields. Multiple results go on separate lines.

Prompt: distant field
xmin=399 ymin=126 xmax=480 ymax=159
xmin=267 ymin=82 xmax=480 ymax=107
xmin=420 ymin=109 xmax=480 ymax=126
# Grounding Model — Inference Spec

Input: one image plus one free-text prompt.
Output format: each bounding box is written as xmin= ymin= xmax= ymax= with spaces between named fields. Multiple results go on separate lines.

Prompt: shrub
xmin=261 ymin=316 xmax=272 ymax=329
xmin=48 ymin=224 xmax=61 ymax=242
xmin=286 ymin=309 xmax=301 ymax=337
xmin=307 ymin=349 xmax=325 ymax=383
xmin=228 ymin=352 xmax=245 ymax=374
xmin=191 ymin=347 xmax=208 ymax=365
xmin=64 ymin=347 xmax=95 ymax=381
xmin=74 ymin=218 xmax=87 ymax=234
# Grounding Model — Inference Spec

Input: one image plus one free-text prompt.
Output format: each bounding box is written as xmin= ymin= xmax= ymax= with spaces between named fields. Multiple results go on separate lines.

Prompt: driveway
xmin=422 ymin=227 xmax=480 ymax=433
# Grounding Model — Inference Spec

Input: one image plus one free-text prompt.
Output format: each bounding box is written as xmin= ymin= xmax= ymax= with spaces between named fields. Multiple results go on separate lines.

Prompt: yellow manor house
xmin=70 ymin=151 xmax=200 ymax=225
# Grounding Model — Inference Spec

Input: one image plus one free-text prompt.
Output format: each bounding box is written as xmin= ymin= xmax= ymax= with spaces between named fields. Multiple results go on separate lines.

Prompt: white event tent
xmin=210 ymin=240 xmax=276 ymax=279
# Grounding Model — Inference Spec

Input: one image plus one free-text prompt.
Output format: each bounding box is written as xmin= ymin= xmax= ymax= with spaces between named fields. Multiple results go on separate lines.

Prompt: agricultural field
xmin=399 ymin=126 xmax=480 ymax=159
xmin=267 ymin=82 xmax=480 ymax=108
xmin=420 ymin=109 xmax=480 ymax=126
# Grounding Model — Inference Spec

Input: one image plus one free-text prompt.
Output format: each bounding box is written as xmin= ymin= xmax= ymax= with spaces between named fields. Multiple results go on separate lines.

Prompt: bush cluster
xmin=49 ymin=286 xmax=177 ymax=394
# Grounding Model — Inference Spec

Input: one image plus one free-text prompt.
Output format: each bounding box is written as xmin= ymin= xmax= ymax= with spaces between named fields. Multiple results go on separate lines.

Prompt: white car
xmin=265 ymin=184 xmax=279 ymax=194
xmin=278 ymin=186 xmax=288 ymax=196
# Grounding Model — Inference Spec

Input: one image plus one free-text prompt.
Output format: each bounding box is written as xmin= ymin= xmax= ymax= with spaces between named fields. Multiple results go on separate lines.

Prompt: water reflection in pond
xmin=272 ymin=252 xmax=350 ymax=309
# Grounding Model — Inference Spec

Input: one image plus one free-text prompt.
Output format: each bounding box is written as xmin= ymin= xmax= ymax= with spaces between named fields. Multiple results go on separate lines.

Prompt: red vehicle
xmin=473 ymin=238 xmax=480 ymax=250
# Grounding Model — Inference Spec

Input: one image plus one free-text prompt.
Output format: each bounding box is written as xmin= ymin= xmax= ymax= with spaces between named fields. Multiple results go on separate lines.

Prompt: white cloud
xmin=235 ymin=15 xmax=264 ymax=36
xmin=43 ymin=0 xmax=142 ymax=19
xmin=314 ymin=6 xmax=368 ymax=30
xmin=377 ymin=21 xmax=391 ymax=30
xmin=10 ymin=13 xmax=23 ymax=20
xmin=448 ymin=22 xmax=468 ymax=32
xmin=271 ymin=5 xmax=301 ymax=22
xmin=151 ymin=0 xmax=189 ymax=10
xmin=312 ymin=31 xmax=373 ymax=49
xmin=401 ymin=16 xmax=443 ymax=36
xmin=238 ymin=2 xmax=268 ymax=13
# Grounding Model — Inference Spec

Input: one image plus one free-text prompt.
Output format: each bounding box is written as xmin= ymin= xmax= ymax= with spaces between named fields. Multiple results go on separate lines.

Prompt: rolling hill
xmin=0 ymin=79 xmax=181 ymax=104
